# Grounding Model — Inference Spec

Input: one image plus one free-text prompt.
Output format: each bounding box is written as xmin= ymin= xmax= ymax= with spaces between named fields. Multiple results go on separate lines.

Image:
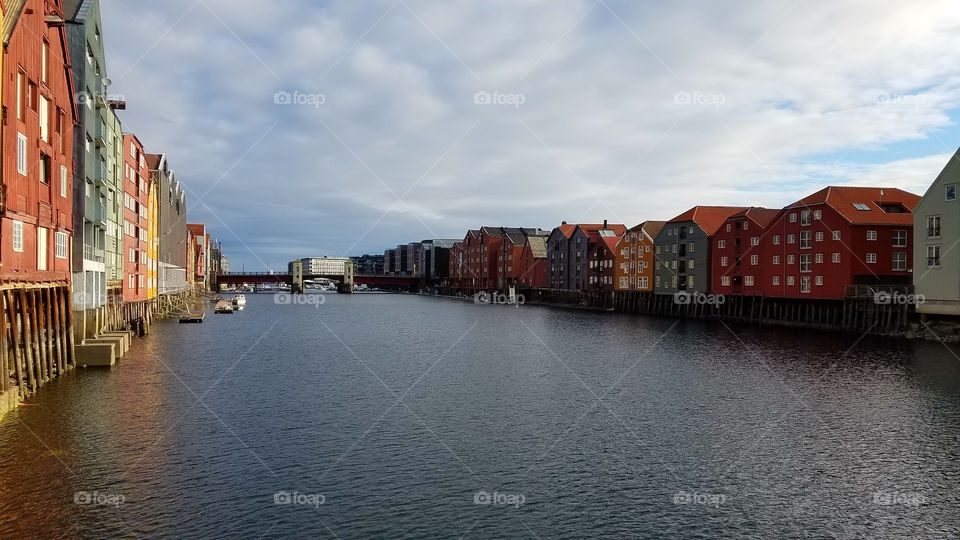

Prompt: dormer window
xmin=878 ymin=202 xmax=907 ymax=213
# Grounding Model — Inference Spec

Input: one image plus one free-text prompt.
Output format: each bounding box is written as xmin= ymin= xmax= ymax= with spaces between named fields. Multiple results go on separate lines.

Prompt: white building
xmin=292 ymin=257 xmax=351 ymax=276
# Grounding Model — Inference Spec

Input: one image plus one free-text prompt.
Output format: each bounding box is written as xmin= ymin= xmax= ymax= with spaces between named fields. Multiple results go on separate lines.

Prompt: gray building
xmin=653 ymin=206 xmax=745 ymax=295
xmin=384 ymin=249 xmax=395 ymax=274
xmin=148 ymin=153 xmax=189 ymax=293
xmin=547 ymin=221 xmax=625 ymax=290
xmin=418 ymin=239 xmax=460 ymax=282
xmin=66 ymin=0 xmax=124 ymax=315
xmin=914 ymin=148 xmax=960 ymax=315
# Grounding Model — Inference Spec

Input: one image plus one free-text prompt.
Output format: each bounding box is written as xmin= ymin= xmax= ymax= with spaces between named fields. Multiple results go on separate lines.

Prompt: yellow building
xmin=146 ymin=178 xmax=159 ymax=299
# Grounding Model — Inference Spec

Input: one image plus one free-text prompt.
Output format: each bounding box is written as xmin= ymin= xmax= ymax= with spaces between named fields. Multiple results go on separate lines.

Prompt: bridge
xmin=215 ymin=272 xmax=418 ymax=291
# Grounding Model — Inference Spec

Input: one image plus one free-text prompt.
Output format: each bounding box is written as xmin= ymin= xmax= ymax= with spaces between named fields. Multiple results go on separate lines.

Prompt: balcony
xmin=82 ymin=244 xmax=105 ymax=263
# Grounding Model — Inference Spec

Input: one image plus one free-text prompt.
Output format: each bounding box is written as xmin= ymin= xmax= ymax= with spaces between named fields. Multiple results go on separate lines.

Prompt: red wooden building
xmin=711 ymin=207 xmax=781 ymax=296
xmin=759 ymin=187 xmax=919 ymax=299
xmin=517 ymin=235 xmax=548 ymax=288
xmin=1 ymin=0 xmax=76 ymax=284
xmin=121 ymin=133 xmax=149 ymax=301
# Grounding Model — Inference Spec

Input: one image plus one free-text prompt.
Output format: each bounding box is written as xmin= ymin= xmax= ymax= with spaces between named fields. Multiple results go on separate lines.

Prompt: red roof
xmin=576 ymin=223 xmax=627 ymax=239
xmin=729 ymin=207 xmax=781 ymax=229
xmin=786 ymin=186 xmax=920 ymax=225
xmin=555 ymin=224 xmax=577 ymax=238
xmin=599 ymin=235 xmax=619 ymax=253
xmin=668 ymin=206 xmax=747 ymax=235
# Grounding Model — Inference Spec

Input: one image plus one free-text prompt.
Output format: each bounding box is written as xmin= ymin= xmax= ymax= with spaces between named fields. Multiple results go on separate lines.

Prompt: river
xmin=0 ymin=293 xmax=958 ymax=538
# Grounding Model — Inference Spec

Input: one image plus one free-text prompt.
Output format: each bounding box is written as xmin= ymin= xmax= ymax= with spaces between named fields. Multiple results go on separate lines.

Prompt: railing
xmin=845 ymin=284 xmax=914 ymax=298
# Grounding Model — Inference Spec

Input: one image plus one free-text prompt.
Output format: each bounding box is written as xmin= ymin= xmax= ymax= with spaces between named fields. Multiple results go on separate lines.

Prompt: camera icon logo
xmin=274 ymin=491 xmax=292 ymax=505
xmin=274 ymin=91 xmax=292 ymax=105
xmin=474 ymin=490 xmax=491 ymax=505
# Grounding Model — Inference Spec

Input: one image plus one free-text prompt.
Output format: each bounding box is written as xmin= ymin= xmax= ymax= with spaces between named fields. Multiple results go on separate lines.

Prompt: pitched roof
xmin=668 ymin=206 xmax=748 ymax=235
xmin=786 ymin=186 xmax=920 ymax=225
xmin=729 ymin=207 xmax=781 ymax=229
xmin=525 ymin=236 xmax=548 ymax=258
xmin=598 ymin=235 xmax=619 ymax=254
xmin=146 ymin=153 xmax=163 ymax=170
xmin=554 ymin=224 xmax=577 ymax=239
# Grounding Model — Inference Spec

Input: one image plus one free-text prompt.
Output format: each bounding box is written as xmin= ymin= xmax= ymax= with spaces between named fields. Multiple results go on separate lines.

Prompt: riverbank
xmin=427 ymin=289 xmax=960 ymax=343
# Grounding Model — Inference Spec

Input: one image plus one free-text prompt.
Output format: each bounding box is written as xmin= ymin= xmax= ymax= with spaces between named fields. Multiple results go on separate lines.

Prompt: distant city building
xmin=351 ymin=254 xmax=384 ymax=275
xmin=289 ymin=257 xmax=351 ymax=275
xmin=384 ymin=249 xmax=396 ymax=275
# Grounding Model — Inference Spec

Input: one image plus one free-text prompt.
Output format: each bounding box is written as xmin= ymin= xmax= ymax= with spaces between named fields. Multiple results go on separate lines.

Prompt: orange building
xmin=614 ymin=221 xmax=666 ymax=291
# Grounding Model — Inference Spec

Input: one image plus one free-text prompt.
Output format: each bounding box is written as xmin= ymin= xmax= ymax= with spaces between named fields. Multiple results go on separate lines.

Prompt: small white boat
xmin=214 ymin=301 xmax=235 ymax=314
xmin=232 ymin=294 xmax=246 ymax=307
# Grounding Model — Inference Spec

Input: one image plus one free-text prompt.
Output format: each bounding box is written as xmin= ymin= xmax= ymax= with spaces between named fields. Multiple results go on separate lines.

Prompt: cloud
xmin=102 ymin=0 xmax=960 ymax=270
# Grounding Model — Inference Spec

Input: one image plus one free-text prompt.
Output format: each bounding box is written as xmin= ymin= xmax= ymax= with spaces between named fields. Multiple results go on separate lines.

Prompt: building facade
xmin=760 ymin=187 xmax=918 ymax=300
xmin=710 ymin=208 xmax=780 ymax=297
xmin=587 ymin=234 xmax=619 ymax=290
xmin=654 ymin=207 xmax=746 ymax=295
xmin=121 ymin=133 xmax=150 ymax=301
xmin=914 ymin=149 xmax=960 ymax=315
xmin=614 ymin=221 xmax=666 ymax=291
xmin=517 ymin=236 xmax=548 ymax=289
xmin=1 ymin=0 xmax=75 ymax=285
xmin=148 ymin=153 xmax=188 ymax=293
xmin=186 ymin=224 xmax=207 ymax=290
xmin=547 ymin=221 xmax=626 ymax=291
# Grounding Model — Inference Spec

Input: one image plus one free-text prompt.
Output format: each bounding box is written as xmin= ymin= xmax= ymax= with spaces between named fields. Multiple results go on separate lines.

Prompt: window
xmin=789 ymin=213 xmax=797 ymax=223
xmin=688 ymin=242 xmax=694 ymax=253
xmin=773 ymin=235 xmax=780 ymax=245
xmin=852 ymin=203 xmax=871 ymax=211
xmin=832 ymin=252 xmax=841 ymax=263
xmin=800 ymin=276 xmax=812 ymax=293
xmin=60 ymin=165 xmax=68 ymax=197
xmin=17 ymin=133 xmax=27 ymax=175
xmin=787 ymin=276 xmax=795 ymax=286
xmin=893 ymin=230 xmax=907 ymax=247
xmin=721 ymin=276 xmax=731 ymax=286
xmin=928 ymin=245 xmax=941 ymax=268
xmin=947 ymin=184 xmax=957 ymax=201
xmin=893 ymin=252 xmax=907 ymax=271
xmin=751 ymin=236 xmax=759 ymax=246
xmin=129 ymin=275 xmax=135 ymax=289
xmin=815 ymin=276 xmax=823 ymax=286
xmin=16 ymin=71 xmax=24 ymax=119
xmin=688 ymin=260 xmax=695 ymax=270
xmin=773 ymin=255 xmax=780 ymax=265
xmin=800 ymin=210 xmax=811 ymax=226
xmin=718 ymin=240 xmax=726 ymax=249
xmin=12 ymin=221 xmax=24 ymax=252
xmin=800 ymin=254 xmax=811 ymax=273
xmin=39 ymin=96 xmax=49 ymax=142
xmin=867 ymin=230 xmax=877 ymax=241
xmin=28 ymin=81 xmax=37 ymax=111
xmin=773 ymin=276 xmax=781 ymax=286
xmin=744 ymin=276 xmax=754 ymax=286
xmin=800 ymin=231 xmax=811 ymax=249
xmin=815 ymin=253 xmax=823 ymax=264
xmin=815 ymin=232 xmax=823 ymax=242
xmin=39 ymin=154 xmax=50 ymax=184
xmin=726 ymin=223 xmax=732 ymax=232
xmin=55 ymin=231 xmax=67 ymax=259
xmin=688 ymin=276 xmax=694 ymax=288
xmin=787 ymin=234 xmax=796 ymax=244
xmin=927 ymin=216 xmax=941 ymax=238
xmin=37 ymin=228 xmax=47 ymax=271
xmin=751 ymin=254 xmax=758 ymax=265
xmin=832 ymin=230 xmax=841 ymax=241
xmin=814 ymin=210 xmax=822 ymax=220
xmin=721 ymin=256 xmax=728 ymax=267
xmin=866 ymin=253 xmax=877 ymax=264
xmin=787 ymin=255 xmax=795 ymax=265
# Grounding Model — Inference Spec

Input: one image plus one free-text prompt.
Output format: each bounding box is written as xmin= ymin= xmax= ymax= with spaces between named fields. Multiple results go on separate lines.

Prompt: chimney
xmin=562 ymin=221 xmax=567 ymax=225
xmin=603 ymin=219 xmax=608 ymax=228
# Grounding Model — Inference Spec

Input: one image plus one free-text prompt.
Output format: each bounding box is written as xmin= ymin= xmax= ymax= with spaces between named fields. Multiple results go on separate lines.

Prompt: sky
xmin=101 ymin=0 xmax=960 ymax=272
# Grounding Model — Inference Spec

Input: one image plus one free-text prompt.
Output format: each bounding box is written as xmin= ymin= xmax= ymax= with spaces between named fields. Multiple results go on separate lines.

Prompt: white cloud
xmin=102 ymin=0 xmax=960 ymax=268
